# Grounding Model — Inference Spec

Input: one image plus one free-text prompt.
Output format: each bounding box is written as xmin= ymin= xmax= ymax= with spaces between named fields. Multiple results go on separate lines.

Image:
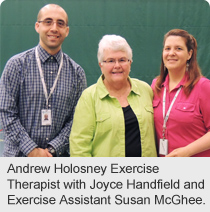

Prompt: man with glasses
xmin=0 ymin=4 xmax=87 ymax=157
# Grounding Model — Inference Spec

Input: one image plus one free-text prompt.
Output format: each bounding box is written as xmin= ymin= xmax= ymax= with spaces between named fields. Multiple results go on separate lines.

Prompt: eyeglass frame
xmin=102 ymin=57 xmax=131 ymax=66
xmin=38 ymin=18 xmax=68 ymax=28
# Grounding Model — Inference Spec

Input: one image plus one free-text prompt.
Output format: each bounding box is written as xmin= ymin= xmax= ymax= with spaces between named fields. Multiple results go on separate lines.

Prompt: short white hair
xmin=97 ymin=34 xmax=133 ymax=63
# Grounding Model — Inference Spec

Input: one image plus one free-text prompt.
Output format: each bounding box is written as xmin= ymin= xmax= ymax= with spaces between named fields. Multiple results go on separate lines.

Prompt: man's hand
xmin=27 ymin=148 xmax=53 ymax=157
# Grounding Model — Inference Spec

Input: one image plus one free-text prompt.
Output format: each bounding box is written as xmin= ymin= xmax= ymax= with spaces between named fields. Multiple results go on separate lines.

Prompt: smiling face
xmin=163 ymin=36 xmax=192 ymax=74
xmin=35 ymin=5 xmax=69 ymax=55
xmin=99 ymin=49 xmax=131 ymax=87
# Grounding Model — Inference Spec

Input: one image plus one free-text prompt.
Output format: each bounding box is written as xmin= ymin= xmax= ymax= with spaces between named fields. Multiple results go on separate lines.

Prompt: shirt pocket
xmin=95 ymin=113 xmax=112 ymax=134
xmin=143 ymin=106 xmax=154 ymax=123
xmin=152 ymin=99 xmax=160 ymax=122
xmin=145 ymin=106 xmax=154 ymax=113
xmin=174 ymin=102 xmax=195 ymax=123
xmin=153 ymin=99 xmax=160 ymax=108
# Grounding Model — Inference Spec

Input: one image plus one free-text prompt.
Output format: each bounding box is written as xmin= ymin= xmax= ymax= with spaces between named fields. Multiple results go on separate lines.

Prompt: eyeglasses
xmin=38 ymin=19 xmax=68 ymax=28
xmin=102 ymin=58 xmax=130 ymax=66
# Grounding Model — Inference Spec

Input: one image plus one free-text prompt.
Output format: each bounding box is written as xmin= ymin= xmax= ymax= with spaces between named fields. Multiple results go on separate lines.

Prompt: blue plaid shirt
xmin=0 ymin=44 xmax=87 ymax=156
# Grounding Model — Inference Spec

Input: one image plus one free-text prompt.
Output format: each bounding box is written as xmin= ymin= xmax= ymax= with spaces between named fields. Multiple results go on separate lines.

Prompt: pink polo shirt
xmin=151 ymin=73 xmax=210 ymax=157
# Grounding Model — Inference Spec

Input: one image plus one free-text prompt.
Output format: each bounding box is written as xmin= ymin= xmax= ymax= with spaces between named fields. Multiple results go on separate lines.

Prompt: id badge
xmin=159 ymin=139 xmax=168 ymax=155
xmin=41 ymin=109 xmax=52 ymax=126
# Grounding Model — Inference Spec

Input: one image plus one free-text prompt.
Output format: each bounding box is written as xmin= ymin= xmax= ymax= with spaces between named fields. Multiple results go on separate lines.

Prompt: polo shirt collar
xmin=162 ymin=72 xmax=189 ymax=89
xmin=37 ymin=44 xmax=62 ymax=64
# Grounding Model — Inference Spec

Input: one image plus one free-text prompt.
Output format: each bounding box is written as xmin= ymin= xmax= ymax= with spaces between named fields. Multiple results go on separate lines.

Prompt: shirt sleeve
xmin=199 ymin=78 xmax=210 ymax=132
xmin=0 ymin=59 xmax=38 ymax=156
xmin=48 ymin=66 xmax=87 ymax=156
xmin=69 ymin=88 xmax=95 ymax=157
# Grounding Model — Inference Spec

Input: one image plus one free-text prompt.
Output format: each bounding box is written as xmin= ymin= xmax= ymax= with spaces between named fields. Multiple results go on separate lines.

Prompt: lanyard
xmin=35 ymin=47 xmax=63 ymax=108
xmin=162 ymin=86 xmax=182 ymax=139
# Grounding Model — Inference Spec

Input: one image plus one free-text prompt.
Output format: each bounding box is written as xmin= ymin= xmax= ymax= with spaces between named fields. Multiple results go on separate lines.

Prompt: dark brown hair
xmin=155 ymin=29 xmax=202 ymax=96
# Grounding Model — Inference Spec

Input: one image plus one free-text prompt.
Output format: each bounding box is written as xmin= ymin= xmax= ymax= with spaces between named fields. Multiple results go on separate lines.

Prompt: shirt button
xmin=51 ymin=57 xmax=54 ymax=60
xmin=51 ymin=71 xmax=53 ymax=74
xmin=46 ymin=138 xmax=49 ymax=141
xmin=48 ymin=105 xmax=51 ymax=108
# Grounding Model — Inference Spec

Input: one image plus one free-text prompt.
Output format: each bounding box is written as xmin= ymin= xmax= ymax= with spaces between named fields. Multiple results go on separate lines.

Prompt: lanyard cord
xmin=35 ymin=47 xmax=63 ymax=109
xmin=162 ymin=86 xmax=182 ymax=139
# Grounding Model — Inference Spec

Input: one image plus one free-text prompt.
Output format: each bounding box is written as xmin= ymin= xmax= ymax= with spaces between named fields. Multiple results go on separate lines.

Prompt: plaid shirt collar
xmin=37 ymin=44 xmax=63 ymax=64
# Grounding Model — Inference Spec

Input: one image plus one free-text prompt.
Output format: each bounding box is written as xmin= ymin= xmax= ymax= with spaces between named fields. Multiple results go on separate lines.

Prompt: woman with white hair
xmin=70 ymin=35 xmax=157 ymax=157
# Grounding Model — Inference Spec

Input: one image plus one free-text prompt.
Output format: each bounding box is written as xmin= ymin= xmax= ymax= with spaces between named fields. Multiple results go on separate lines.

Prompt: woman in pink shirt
xmin=151 ymin=29 xmax=210 ymax=157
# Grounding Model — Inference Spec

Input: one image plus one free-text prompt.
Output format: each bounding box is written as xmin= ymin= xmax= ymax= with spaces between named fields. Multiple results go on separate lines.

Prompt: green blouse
xmin=70 ymin=76 xmax=157 ymax=157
